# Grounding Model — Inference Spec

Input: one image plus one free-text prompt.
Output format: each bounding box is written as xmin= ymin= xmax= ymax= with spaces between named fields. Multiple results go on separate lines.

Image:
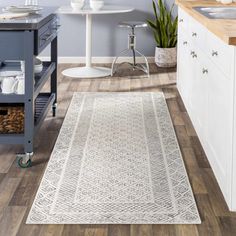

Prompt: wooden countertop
xmin=175 ymin=0 xmax=236 ymax=45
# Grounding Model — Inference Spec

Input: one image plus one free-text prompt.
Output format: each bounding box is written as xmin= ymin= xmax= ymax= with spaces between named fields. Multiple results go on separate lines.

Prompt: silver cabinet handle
xmin=190 ymin=51 xmax=197 ymax=58
xmin=42 ymin=33 xmax=51 ymax=41
xmin=202 ymin=68 xmax=208 ymax=74
xmin=42 ymin=33 xmax=56 ymax=41
xmin=212 ymin=50 xmax=218 ymax=57
xmin=42 ymin=26 xmax=60 ymax=41
xmin=183 ymin=41 xmax=188 ymax=45
xmin=192 ymin=32 xmax=197 ymax=37
xmin=52 ymin=24 xmax=61 ymax=31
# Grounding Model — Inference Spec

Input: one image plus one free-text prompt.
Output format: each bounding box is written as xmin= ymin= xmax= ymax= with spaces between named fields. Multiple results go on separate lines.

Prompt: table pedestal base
xmin=62 ymin=66 xmax=111 ymax=78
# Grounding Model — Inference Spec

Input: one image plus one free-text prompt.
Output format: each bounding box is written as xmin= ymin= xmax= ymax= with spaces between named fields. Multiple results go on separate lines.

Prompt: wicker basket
xmin=0 ymin=105 xmax=24 ymax=134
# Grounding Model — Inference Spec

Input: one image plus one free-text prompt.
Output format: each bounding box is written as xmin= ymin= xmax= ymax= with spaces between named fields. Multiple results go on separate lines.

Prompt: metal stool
xmin=111 ymin=21 xmax=150 ymax=77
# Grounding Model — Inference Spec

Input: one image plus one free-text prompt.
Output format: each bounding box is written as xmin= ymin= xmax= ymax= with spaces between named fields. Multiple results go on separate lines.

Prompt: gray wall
xmin=0 ymin=0 xmax=176 ymax=57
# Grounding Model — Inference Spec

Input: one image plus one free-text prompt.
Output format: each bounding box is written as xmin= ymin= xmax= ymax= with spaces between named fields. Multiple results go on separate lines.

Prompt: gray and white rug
xmin=27 ymin=92 xmax=201 ymax=224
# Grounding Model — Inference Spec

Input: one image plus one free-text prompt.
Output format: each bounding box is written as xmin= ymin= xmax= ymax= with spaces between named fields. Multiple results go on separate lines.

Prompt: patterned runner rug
xmin=27 ymin=92 xmax=201 ymax=224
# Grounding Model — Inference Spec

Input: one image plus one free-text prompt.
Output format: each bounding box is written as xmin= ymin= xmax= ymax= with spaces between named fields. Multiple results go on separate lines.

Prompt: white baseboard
xmin=39 ymin=56 xmax=155 ymax=64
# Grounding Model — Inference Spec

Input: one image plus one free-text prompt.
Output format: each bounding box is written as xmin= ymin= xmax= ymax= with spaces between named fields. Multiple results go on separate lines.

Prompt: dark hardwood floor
xmin=0 ymin=64 xmax=235 ymax=236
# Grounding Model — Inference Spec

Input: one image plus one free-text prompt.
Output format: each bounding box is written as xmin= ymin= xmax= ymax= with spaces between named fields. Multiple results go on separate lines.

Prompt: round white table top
xmin=58 ymin=5 xmax=134 ymax=15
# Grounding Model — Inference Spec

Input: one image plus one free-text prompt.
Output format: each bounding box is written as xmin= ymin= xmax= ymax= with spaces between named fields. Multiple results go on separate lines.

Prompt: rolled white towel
xmin=0 ymin=12 xmax=29 ymax=19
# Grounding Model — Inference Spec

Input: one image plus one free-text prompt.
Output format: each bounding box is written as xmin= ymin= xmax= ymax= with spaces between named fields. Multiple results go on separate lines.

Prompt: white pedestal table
xmin=58 ymin=5 xmax=134 ymax=78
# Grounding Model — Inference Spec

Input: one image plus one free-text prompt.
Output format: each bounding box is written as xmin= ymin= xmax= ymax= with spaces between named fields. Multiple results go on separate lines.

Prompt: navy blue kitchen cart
xmin=0 ymin=7 xmax=59 ymax=168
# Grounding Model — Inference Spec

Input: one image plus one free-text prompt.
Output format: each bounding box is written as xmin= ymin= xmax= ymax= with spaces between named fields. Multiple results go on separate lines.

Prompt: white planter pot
xmin=155 ymin=47 xmax=177 ymax=68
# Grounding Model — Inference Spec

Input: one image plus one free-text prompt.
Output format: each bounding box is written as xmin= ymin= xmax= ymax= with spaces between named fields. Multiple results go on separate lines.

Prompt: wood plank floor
xmin=0 ymin=64 xmax=236 ymax=236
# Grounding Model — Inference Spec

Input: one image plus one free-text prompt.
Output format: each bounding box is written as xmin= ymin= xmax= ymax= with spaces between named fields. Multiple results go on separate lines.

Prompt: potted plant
xmin=147 ymin=0 xmax=178 ymax=67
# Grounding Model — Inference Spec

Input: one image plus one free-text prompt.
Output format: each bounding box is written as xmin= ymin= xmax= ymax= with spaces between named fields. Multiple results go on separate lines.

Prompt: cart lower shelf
xmin=35 ymin=92 xmax=55 ymax=132
xmin=0 ymin=92 xmax=56 ymax=144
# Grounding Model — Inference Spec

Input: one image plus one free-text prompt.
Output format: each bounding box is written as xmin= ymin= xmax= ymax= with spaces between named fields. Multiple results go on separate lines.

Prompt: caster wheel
xmin=17 ymin=157 xmax=32 ymax=168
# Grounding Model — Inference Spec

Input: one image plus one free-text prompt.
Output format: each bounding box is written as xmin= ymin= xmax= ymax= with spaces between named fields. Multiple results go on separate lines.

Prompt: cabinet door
xmin=206 ymin=60 xmax=234 ymax=201
xmin=186 ymin=45 xmax=200 ymax=118
xmin=190 ymin=49 xmax=208 ymax=140
xmin=177 ymin=31 xmax=193 ymax=110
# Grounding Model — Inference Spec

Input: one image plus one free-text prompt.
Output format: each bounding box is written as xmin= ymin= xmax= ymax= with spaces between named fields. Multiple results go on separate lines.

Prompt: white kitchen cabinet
xmin=177 ymin=7 xmax=236 ymax=211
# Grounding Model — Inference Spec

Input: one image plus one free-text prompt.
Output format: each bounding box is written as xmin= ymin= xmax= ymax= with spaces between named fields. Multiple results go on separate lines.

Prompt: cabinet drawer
xmin=179 ymin=7 xmax=207 ymax=51
xmin=188 ymin=16 xmax=207 ymax=52
xmin=178 ymin=27 xmax=189 ymax=50
xmin=178 ymin=8 xmax=189 ymax=32
xmin=206 ymin=31 xmax=234 ymax=78
xmin=35 ymin=15 xmax=59 ymax=55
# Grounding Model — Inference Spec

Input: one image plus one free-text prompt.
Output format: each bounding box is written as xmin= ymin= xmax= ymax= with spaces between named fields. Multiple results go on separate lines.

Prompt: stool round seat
xmin=118 ymin=21 xmax=148 ymax=29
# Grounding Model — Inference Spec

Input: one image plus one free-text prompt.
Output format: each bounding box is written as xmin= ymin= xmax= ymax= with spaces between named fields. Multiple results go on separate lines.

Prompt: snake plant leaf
xmin=154 ymin=31 xmax=161 ymax=47
xmin=147 ymin=0 xmax=178 ymax=48
xmin=147 ymin=20 xmax=157 ymax=30
xmin=153 ymin=0 xmax=158 ymax=20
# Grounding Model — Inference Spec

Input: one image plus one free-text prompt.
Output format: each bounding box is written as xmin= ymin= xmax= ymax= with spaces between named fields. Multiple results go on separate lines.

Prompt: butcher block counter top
xmin=175 ymin=0 xmax=236 ymax=45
